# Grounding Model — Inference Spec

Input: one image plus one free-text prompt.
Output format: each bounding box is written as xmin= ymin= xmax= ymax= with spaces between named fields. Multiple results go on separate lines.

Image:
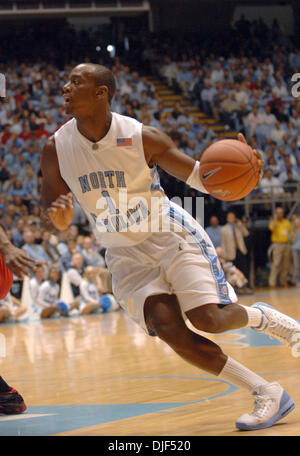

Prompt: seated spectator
xmin=22 ymin=229 xmax=51 ymax=264
xmin=29 ymin=264 xmax=46 ymax=307
xmin=216 ymin=247 xmax=253 ymax=295
xmin=79 ymin=266 xmax=114 ymax=315
xmin=60 ymin=238 xmax=78 ymax=271
xmin=259 ymin=168 xmax=285 ymax=196
xmin=205 ymin=215 xmax=221 ymax=248
xmin=34 ymin=267 xmax=73 ymax=319
xmin=66 ymin=252 xmax=86 ymax=298
xmin=246 ymin=105 xmax=263 ymax=137
xmin=81 ymin=236 xmax=105 ymax=268
xmin=11 ymin=217 xmax=25 ymax=248
xmin=270 ymin=120 xmax=286 ymax=143
xmin=185 ymin=140 xmax=197 ymax=158
xmin=283 ymin=171 xmax=299 ymax=194
xmin=41 ymin=231 xmax=61 ymax=265
xmin=0 ymin=292 xmax=27 ymax=323
xmin=268 ymin=156 xmax=281 ymax=178
xmin=260 ymin=104 xmax=277 ymax=126
xmin=219 ymin=92 xmax=240 ymax=129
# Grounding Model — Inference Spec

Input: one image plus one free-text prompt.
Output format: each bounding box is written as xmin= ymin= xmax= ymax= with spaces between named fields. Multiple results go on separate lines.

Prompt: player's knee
xmin=187 ymin=304 xmax=225 ymax=333
xmin=144 ymin=295 xmax=184 ymax=344
xmin=0 ymin=308 xmax=10 ymax=323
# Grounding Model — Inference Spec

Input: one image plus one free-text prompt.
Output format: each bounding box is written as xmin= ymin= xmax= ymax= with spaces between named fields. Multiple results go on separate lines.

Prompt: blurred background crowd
xmin=0 ymin=14 xmax=299 ymax=321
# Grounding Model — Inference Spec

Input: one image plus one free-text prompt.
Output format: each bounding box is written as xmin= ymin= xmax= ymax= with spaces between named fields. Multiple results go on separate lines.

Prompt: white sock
xmin=241 ymin=305 xmax=263 ymax=328
xmin=219 ymin=356 xmax=269 ymax=392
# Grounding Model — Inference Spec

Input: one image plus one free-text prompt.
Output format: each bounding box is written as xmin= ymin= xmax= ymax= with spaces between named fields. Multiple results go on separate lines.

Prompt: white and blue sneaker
xmin=236 ymin=382 xmax=295 ymax=431
xmin=251 ymin=302 xmax=300 ymax=354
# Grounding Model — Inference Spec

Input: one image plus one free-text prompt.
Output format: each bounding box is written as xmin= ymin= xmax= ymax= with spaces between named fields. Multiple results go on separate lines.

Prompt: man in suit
xmin=221 ymin=211 xmax=250 ymax=281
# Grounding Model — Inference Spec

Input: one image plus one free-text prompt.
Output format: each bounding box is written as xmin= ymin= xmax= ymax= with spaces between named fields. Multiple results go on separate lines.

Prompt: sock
xmin=241 ymin=305 xmax=263 ymax=328
xmin=219 ymin=356 xmax=269 ymax=392
xmin=0 ymin=376 xmax=11 ymax=393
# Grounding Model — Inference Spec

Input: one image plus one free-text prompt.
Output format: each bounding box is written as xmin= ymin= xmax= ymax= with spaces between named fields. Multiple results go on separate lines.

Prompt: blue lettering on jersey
xmin=78 ymin=171 xmax=126 ymax=193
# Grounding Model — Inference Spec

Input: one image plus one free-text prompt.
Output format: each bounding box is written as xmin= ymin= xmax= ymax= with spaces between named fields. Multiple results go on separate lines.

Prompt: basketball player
xmin=0 ymin=225 xmax=39 ymax=414
xmin=40 ymin=63 xmax=299 ymax=431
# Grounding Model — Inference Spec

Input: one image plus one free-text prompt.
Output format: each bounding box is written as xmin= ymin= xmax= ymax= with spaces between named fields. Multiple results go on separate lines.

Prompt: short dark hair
xmin=92 ymin=64 xmax=116 ymax=104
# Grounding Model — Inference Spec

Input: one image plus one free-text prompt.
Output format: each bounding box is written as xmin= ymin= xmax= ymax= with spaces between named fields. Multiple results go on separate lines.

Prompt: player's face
xmin=63 ymin=67 xmax=97 ymax=116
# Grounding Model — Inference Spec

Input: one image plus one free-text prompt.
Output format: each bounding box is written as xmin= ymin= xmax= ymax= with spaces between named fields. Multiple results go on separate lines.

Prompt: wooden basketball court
xmin=0 ymin=288 xmax=299 ymax=436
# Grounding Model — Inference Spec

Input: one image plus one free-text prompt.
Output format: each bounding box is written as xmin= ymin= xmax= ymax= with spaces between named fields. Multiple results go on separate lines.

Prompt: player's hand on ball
xmin=237 ymin=133 xmax=265 ymax=187
xmin=47 ymin=193 xmax=74 ymax=231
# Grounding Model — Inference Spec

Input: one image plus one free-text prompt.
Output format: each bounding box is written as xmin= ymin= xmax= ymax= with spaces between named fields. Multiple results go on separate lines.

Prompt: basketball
xmin=199 ymin=139 xmax=260 ymax=201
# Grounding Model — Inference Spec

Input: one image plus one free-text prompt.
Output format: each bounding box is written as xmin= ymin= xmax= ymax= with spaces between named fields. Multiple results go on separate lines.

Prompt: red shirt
xmin=0 ymin=254 xmax=13 ymax=300
xmin=1 ymin=132 xmax=11 ymax=145
xmin=18 ymin=132 xmax=31 ymax=142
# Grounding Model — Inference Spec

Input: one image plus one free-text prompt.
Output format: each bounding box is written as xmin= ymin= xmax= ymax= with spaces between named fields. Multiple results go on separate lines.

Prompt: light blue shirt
xmin=205 ymin=226 xmax=221 ymax=248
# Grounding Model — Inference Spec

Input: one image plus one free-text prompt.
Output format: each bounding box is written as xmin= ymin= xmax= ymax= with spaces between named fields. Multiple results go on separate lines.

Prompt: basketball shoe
xmin=251 ymin=302 xmax=300 ymax=354
xmin=236 ymin=382 xmax=295 ymax=430
xmin=0 ymin=387 xmax=27 ymax=415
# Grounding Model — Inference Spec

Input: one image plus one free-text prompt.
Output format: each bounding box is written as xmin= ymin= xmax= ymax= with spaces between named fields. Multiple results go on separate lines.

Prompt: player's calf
xmin=186 ymin=303 xmax=248 ymax=334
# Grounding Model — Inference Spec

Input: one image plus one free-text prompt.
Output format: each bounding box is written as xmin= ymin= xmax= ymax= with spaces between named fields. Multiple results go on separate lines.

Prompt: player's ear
xmin=96 ymin=85 xmax=108 ymax=100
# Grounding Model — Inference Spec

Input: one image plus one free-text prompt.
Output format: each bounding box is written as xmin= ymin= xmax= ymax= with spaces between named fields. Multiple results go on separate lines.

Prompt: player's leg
xmin=279 ymin=244 xmax=290 ymax=286
xmin=165 ymin=207 xmax=300 ymax=351
xmin=268 ymin=243 xmax=281 ymax=287
xmin=0 ymin=306 xmax=12 ymax=323
xmin=144 ymin=294 xmax=295 ymax=430
xmin=80 ymin=302 xmax=99 ymax=315
xmin=0 ymin=376 xmax=26 ymax=415
xmin=40 ymin=305 xmax=61 ymax=319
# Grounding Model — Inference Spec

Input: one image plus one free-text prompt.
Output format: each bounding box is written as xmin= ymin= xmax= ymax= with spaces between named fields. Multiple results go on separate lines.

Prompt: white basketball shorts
xmin=105 ymin=202 xmax=237 ymax=335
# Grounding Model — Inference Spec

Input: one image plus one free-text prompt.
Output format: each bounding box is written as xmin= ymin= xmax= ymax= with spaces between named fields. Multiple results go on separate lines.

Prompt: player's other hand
xmin=237 ymin=133 xmax=265 ymax=187
xmin=1 ymin=244 xmax=40 ymax=279
xmin=47 ymin=192 xmax=74 ymax=231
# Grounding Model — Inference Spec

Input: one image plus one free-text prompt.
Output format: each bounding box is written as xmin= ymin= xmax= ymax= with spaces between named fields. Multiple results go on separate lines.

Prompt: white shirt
xmin=36 ymin=280 xmax=59 ymax=309
xmin=55 ymin=112 xmax=167 ymax=249
xmin=79 ymin=279 xmax=99 ymax=304
xmin=259 ymin=177 xmax=284 ymax=195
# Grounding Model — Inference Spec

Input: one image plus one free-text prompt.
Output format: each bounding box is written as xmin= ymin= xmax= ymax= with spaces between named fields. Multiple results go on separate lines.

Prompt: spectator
xmin=221 ymin=211 xmax=249 ymax=280
xmin=11 ymin=217 xmax=25 ymax=248
xmin=79 ymin=266 xmax=113 ymax=315
xmin=22 ymin=229 xmax=51 ymax=264
xmin=34 ymin=267 xmax=71 ymax=319
xmin=259 ymin=168 xmax=285 ymax=196
xmin=29 ymin=264 xmax=46 ymax=307
xmin=41 ymin=231 xmax=61 ymax=265
xmin=216 ymin=247 xmax=253 ymax=295
xmin=66 ymin=252 xmax=85 ymax=298
xmin=81 ymin=236 xmax=105 ymax=268
xmin=0 ymin=292 xmax=27 ymax=323
xmin=268 ymin=207 xmax=292 ymax=287
xmin=205 ymin=215 xmax=221 ymax=248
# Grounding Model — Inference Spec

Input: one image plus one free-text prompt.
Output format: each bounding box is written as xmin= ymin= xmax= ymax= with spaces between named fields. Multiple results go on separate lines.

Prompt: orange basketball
xmin=199 ymin=139 xmax=260 ymax=201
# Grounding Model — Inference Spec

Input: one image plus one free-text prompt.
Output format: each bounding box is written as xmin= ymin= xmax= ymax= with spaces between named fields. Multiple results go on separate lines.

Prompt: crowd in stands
xmin=0 ymin=17 xmax=299 ymax=322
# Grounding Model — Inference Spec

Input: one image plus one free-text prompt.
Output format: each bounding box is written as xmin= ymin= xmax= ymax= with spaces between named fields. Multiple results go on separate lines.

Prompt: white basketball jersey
xmin=55 ymin=112 xmax=169 ymax=248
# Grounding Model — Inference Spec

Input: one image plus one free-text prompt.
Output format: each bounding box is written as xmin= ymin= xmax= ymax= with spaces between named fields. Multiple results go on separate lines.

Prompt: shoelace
xmin=266 ymin=314 xmax=296 ymax=345
xmin=252 ymin=394 xmax=275 ymax=419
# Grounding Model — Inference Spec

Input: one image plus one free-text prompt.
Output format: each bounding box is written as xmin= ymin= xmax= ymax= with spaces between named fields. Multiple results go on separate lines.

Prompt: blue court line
xmin=0 ymin=377 xmax=237 ymax=436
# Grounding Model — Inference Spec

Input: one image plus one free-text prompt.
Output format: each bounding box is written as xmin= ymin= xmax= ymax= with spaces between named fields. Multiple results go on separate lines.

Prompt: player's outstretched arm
xmin=0 ymin=226 xmax=40 ymax=278
xmin=142 ymin=126 xmax=264 ymax=189
xmin=40 ymin=137 xmax=74 ymax=231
